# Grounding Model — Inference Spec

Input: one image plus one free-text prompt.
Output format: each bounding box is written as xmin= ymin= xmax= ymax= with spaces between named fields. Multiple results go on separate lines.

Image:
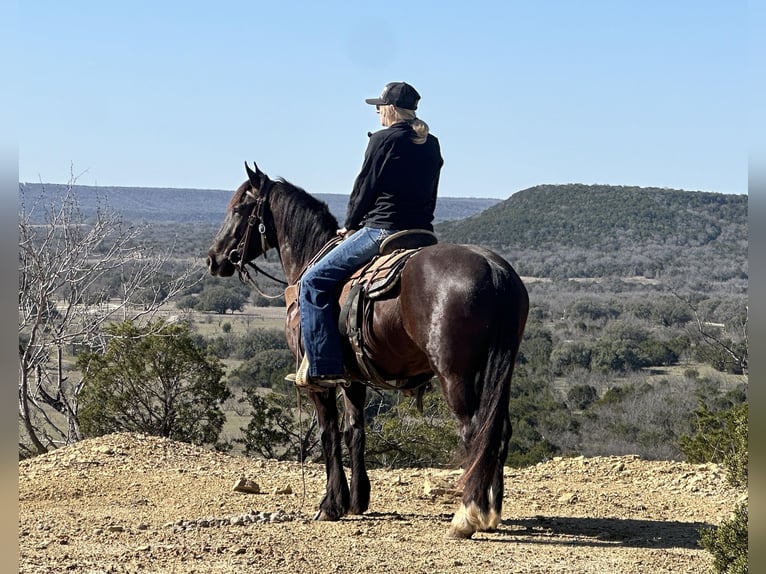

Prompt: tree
xmin=238 ymin=388 xmax=319 ymax=461
xmin=18 ymin=177 xmax=201 ymax=456
xmin=672 ymin=291 xmax=748 ymax=375
xmin=566 ymin=384 xmax=598 ymax=410
xmin=77 ymin=320 xmax=229 ymax=448
xmin=196 ymin=285 xmax=247 ymax=314
xmin=365 ymin=391 xmax=459 ymax=468
xmin=228 ymin=349 xmax=295 ymax=390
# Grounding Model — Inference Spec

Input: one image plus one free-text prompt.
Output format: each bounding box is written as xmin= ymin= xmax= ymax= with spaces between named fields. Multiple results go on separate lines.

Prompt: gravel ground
xmin=19 ymin=432 xmax=744 ymax=574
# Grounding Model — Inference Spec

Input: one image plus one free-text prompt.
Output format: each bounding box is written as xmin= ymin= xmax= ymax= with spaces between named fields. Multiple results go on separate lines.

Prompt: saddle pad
xmin=347 ymin=248 xmax=417 ymax=300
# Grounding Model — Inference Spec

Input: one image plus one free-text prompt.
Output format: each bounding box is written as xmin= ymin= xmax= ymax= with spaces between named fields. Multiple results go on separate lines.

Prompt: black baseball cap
xmin=365 ymin=82 xmax=421 ymax=110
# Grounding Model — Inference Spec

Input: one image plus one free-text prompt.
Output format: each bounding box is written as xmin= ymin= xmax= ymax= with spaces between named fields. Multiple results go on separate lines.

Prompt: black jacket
xmin=344 ymin=121 xmax=443 ymax=232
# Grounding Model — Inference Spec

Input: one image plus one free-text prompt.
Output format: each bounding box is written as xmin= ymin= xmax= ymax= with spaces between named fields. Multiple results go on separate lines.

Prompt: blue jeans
xmin=299 ymin=227 xmax=394 ymax=377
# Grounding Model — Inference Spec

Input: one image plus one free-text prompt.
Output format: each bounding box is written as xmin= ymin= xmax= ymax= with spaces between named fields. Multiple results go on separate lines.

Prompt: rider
xmin=295 ymin=81 xmax=444 ymax=388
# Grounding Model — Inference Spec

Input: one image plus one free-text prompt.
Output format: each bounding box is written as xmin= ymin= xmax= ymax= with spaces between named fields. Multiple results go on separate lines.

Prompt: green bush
xmin=700 ymin=502 xmax=748 ymax=574
xmin=238 ymin=389 xmax=318 ymax=462
xmin=681 ymin=401 xmax=747 ymax=573
xmin=679 ymin=402 xmax=748 ymax=487
xmin=551 ymin=342 xmax=592 ymax=375
xmin=229 ymin=349 xmax=296 ymax=390
xmin=365 ymin=391 xmax=459 ymax=468
xmin=506 ymin=368 xmax=569 ymax=467
xmin=566 ymin=384 xmax=598 ymax=410
xmin=78 ymin=320 xmax=229 ymax=448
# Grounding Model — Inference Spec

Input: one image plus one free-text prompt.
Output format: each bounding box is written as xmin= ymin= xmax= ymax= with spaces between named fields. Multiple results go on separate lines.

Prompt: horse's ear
xmin=244 ymin=161 xmax=266 ymax=190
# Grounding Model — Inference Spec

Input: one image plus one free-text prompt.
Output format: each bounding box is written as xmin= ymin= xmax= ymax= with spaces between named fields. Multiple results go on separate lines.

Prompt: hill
xmin=435 ymin=184 xmax=748 ymax=286
xmin=18 ymin=181 xmax=747 ymax=291
xmin=19 ymin=432 xmax=742 ymax=574
xmin=18 ymin=183 xmax=500 ymax=225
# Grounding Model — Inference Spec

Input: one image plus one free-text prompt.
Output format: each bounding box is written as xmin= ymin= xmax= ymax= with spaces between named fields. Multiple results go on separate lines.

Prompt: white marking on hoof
xmin=447 ymin=502 xmax=479 ymax=539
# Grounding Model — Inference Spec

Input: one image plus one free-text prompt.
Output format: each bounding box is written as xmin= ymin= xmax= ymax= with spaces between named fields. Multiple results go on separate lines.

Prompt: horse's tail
xmin=457 ymin=262 xmax=528 ymax=533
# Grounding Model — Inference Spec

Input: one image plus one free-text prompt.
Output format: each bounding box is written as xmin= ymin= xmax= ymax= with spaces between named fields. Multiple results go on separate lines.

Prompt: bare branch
xmin=18 ymin=174 xmax=200 ymax=455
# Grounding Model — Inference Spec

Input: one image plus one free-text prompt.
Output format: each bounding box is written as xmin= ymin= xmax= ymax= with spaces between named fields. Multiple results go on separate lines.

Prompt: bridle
xmin=227 ymin=178 xmax=288 ymax=296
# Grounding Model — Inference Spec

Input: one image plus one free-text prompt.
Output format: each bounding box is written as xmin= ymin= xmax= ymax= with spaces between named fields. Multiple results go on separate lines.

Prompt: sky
xmin=17 ymin=1 xmax=749 ymax=199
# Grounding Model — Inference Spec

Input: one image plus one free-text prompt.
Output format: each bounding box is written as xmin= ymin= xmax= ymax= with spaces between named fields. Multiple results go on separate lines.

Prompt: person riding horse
xmin=295 ymin=81 xmax=444 ymax=388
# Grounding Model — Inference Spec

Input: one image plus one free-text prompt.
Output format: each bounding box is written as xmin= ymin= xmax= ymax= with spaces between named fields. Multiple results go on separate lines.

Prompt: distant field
xmin=182 ymin=304 xmax=286 ymax=337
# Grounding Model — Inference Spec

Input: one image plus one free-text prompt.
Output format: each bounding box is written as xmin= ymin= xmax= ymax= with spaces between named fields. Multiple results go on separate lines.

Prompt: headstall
xmin=228 ymin=179 xmax=287 ymax=296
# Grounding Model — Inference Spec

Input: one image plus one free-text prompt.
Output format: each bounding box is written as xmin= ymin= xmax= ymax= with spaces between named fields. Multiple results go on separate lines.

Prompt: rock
xmin=423 ymin=475 xmax=462 ymax=497
xmin=233 ymin=478 xmax=261 ymax=494
xmin=272 ymin=485 xmax=292 ymax=495
xmin=558 ymin=492 xmax=578 ymax=504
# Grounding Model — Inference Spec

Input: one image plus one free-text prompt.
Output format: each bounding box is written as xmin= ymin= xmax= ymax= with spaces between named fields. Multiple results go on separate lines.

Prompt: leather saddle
xmin=284 ymin=229 xmax=437 ymax=393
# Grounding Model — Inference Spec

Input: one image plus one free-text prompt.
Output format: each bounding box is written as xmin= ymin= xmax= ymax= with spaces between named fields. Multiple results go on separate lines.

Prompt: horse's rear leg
xmin=310 ymin=389 xmax=350 ymax=521
xmin=455 ymin=410 xmax=512 ymax=536
xmin=440 ymin=372 xmax=513 ymax=540
xmin=342 ymin=383 xmax=370 ymax=514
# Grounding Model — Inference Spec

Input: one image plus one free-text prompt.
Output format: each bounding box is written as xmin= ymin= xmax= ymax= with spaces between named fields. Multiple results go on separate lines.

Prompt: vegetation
xmin=238 ymin=388 xmax=318 ymax=461
xmin=19 ymin=181 xmax=747 ymax=487
xmin=78 ymin=320 xmax=230 ymax=449
xmin=18 ymin=181 xmax=199 ymax=456
xmin=19 ymin=178 xmax=749 ymax=572
xmin=365 ymin=392 xmax=460 ymax=468
xmin=700 ymin=502 xmax=748 ymax=574
xmin=437 ymin=184 xmax=747 ymax=288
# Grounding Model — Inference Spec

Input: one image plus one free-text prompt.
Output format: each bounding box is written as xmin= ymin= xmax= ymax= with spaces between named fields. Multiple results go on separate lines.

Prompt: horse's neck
xmin=271 ymin=202 xmax=335 ymax=284
xmin=276 ymin=244 xmax=306 ymax=285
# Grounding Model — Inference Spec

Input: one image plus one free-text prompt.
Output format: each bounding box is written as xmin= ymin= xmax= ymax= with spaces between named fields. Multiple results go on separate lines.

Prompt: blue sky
xmin=19 ymin=1 xmax=748 ymax=199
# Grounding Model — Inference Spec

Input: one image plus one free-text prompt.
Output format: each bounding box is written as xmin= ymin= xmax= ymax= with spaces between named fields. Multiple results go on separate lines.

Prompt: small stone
xmin=558 ymin=492 xmax=578 ymax=504
xmin=233 ymin=478 xmax=261 ymax=494
xmin=272 ymin=485 xmax=292 ymax=495
xmin=423 ymin=475 xmax=462 ymax=497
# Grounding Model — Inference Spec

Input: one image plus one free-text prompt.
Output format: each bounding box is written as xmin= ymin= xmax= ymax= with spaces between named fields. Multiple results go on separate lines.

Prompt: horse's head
xmin=207 ymin=162 xmax=273 ymax=277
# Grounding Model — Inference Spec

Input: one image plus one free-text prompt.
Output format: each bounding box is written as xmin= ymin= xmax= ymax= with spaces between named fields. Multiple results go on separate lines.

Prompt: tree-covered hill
xmin=436 ymin=184 xmax=747 ymax=287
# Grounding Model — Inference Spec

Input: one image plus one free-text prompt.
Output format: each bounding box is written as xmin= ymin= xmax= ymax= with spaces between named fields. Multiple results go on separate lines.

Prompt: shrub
xmin=229 ymin=349 xmax=296 ymax=390
xmin=700 ymin=502 xmax=748 ymax=574
xmin=365 ymin=391 xmax=459 ymax=468
xmin=78 ymin=320 xmax=229 ymax=448
xmin=566 ymin=384 xmax=598 ymax=410
xmin=682 ymin=401 xmax=748 ymax=573
xmin=233 ymin=328 xmax=289 ymax=360
xmin=551 ymin=342 xmax=592 ymax=375
xmin=238 ymin=389 xmax=318 ymax=462
xmin=679 ymin=402 xmax=748 ymax=486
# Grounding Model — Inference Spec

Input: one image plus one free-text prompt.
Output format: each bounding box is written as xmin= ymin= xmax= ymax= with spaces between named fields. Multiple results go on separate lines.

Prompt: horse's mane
xmin=270 ymin=178 xmax=340 ymax=261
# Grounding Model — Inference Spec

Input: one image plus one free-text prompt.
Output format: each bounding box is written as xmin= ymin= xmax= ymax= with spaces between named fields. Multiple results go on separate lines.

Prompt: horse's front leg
xmin=342 ymin=383 xmax=370 ymax=514
xmin=310 ymin=388 xmax=350 ymax=521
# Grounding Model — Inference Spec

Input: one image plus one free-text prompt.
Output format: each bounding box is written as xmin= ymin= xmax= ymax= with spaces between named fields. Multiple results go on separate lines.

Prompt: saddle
xmin=284 ymin=229 xmax=437 ymax=393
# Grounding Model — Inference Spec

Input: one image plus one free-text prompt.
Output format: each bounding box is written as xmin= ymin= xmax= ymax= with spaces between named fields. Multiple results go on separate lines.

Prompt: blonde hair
xmin=379 ymin=105 xmax=429 ymax=144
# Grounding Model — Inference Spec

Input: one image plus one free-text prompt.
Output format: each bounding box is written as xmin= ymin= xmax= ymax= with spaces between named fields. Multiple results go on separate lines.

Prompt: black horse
xmin=207 ymin=163 xmax=529 ymax=538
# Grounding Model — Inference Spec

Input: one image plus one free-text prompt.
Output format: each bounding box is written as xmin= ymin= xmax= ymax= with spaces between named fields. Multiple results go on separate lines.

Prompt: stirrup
xmin=288 ymin=356 xmax=346 ymax=391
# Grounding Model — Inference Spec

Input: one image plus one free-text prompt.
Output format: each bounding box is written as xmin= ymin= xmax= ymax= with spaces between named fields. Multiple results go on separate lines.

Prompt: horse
xmin=207 ymin=162 xmax=529 ymax=539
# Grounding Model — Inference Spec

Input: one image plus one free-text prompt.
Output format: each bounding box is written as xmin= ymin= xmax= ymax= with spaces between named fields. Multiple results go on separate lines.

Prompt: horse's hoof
xmin=445 ymin=526 xmax=474 ymax=540
xmin=313 ymin=509 xmax=335 ymax=521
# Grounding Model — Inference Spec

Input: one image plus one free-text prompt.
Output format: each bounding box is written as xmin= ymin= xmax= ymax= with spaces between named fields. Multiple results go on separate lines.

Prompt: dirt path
xmin=19 ymin=433 xmax=744 ymax=573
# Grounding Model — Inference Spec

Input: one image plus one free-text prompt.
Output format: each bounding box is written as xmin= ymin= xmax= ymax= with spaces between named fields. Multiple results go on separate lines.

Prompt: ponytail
xmin=379 ymin=105 xmax=430 ymax=144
